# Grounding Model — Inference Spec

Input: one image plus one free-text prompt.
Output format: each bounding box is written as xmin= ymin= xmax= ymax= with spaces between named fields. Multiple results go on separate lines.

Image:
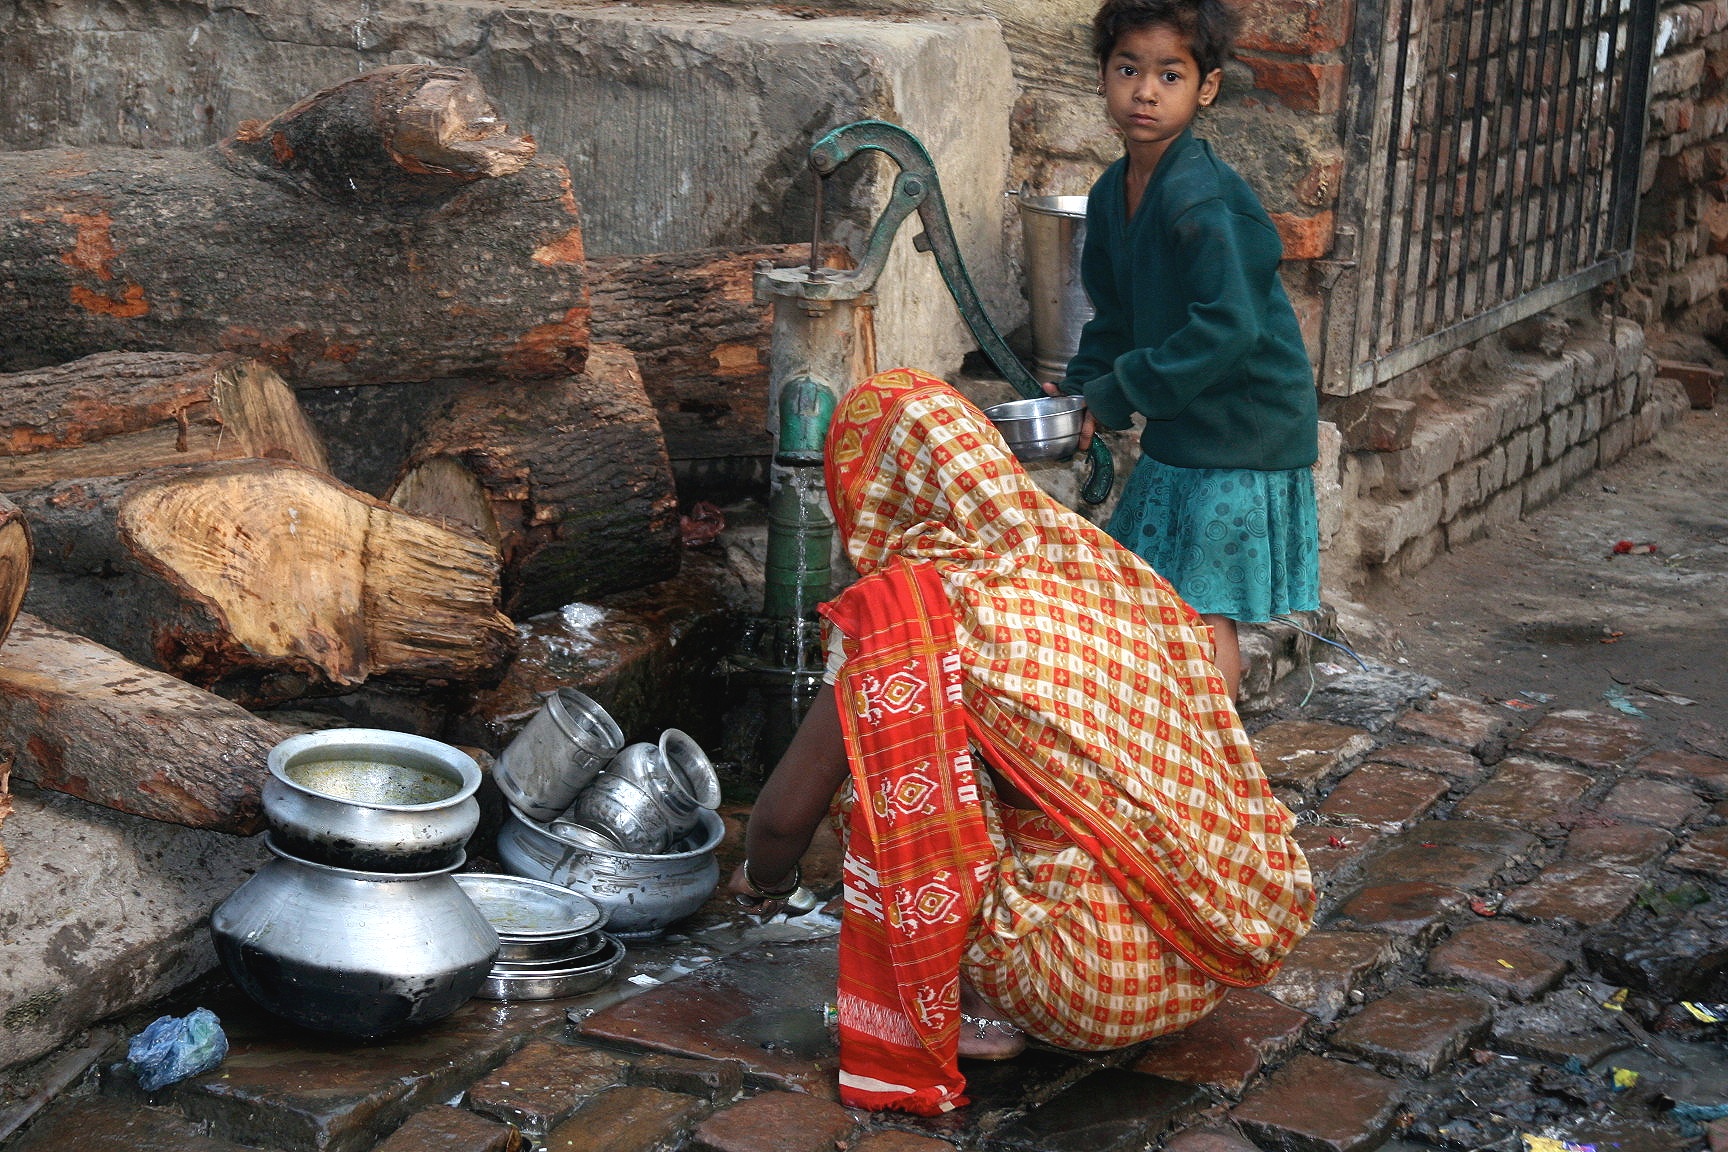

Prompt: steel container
xmin=493 ymin=689 xmax=626 ymax=822
xmin=263 ymin=729 xmax=482 ymax=872
xmin=210 ymin=838 xmax=499 ymax=1038
xmin=1016 ymin=193 xmax=1094 ymax=379
xmin=474 ymin=934 xmax=626 ymax=1001
xmin=452 ymin=873 xmax=608 ymax=962
xmin=496 ymin=806 xmax=724 ymax=938
xmin=984 ymin=394 xmax=1087 ymax=462
xmin=559 ymin=772 xmax=676 ymax=854
xmin=590 ymin=729 xmax=722 ymax=845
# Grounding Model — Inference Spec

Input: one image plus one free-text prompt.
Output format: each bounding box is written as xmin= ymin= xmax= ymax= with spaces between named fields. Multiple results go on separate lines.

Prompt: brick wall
xmin=1625 ymin=0 xmax=1728 ymax=338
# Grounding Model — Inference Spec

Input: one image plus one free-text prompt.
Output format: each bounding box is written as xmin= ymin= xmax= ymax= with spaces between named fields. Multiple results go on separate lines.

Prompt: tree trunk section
xmin=0 ymin=496 xmax=28 ymax=650
xmin=223 ymin=64 xmax=537 ymax=207
xmin=16 ymin=459 xmax=514 ymax=706
xmin=0 ymin=351 xmax=327 ymax=491
xmin=589 ymin=243 xmax=858 ymax=463
xmin=388 ymin=343 xmax=680 ymax=618
xmin=0 ymin=613 xmax=280 ymax=834
xmin=0 ymin=71 xmax=588 ymax=386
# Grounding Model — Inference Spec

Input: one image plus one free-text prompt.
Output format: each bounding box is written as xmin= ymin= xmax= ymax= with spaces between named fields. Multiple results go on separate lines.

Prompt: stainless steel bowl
xmin=452 ymin=872 xmax=607 ymax=943
xmin=495 ymin=806 xmax=724 ymax=938
xmin=474 ymin=934 xmax=626 ymax=1001
xmin=983 ymin=394 xmax=1087 ymax=462
xmin=263 ymin=729 xmax=482 ymax=872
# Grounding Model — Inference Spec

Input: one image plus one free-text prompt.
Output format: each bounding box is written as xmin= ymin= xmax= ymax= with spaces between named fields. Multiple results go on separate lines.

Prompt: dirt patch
xmin=1349 ymin=406 xmax=1728 ymax=753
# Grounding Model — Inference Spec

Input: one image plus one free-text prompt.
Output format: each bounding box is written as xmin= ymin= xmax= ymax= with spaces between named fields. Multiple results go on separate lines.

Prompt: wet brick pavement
xmin=8 ymin=667 xmax=1728 ymax=1152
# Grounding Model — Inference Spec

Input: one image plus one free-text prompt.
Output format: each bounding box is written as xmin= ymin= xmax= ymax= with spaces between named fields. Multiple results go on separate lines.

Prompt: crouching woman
xmin=728 ymin=368 xmax=1314 ymax=1115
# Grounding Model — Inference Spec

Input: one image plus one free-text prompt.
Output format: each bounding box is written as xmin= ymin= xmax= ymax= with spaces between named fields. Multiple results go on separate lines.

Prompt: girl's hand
xmin=1041 ymin=381 xmax=1097 ymax=452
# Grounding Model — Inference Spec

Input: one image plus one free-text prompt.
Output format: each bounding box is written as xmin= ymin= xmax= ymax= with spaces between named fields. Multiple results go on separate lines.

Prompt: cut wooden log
xmin=0 ymin=496 xmax=28 ymax=650
xmin=0 ymin=67 xmax=588 ymax=386
xmin=388 ymin=343 xmax=680 ymax=618
xmin=0 ymin=613 xmax=279 ymax=834
xmin=223 ymin=64 xmax=538 ymax=206
xmin=16 ymin=458 xmax=515 ymax=706
xmin=0 ymin=351 xmax=327 ymax=491
xmin=589 ymin=244 xmax=860 ymax=464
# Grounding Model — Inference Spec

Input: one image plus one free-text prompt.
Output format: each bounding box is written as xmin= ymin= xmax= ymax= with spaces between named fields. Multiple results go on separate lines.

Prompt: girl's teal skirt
xmin=1107 ymin=455 xmax=1320 ymax=622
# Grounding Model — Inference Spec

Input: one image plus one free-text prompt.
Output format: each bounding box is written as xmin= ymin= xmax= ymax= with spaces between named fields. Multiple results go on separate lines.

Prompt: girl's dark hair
xmin=1091 ymin=0 xmax=1239 ymax=76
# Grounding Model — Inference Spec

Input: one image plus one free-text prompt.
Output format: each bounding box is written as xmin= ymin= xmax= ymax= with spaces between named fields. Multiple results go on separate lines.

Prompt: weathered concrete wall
xmin=0 ymin=0 xmax=1019 ymax=379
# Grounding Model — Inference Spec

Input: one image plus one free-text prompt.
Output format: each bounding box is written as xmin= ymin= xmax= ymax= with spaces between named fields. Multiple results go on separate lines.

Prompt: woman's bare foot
xmin=958 ymin=982 xmax=1026 ymax=1061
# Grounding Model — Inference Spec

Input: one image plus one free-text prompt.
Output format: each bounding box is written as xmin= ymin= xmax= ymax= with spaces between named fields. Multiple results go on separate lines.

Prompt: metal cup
xmin=493 ymin=689 xmax=626 ymax=822
xmin=560 ymin=772 xmax=676 ymax=855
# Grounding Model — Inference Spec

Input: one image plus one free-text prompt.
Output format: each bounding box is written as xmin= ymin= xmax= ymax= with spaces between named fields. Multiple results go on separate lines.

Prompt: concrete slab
xmin=0 ymin=784 xmax=267 ymax=1072
xmin=0 ymin=0 xmax=1019 ymax=380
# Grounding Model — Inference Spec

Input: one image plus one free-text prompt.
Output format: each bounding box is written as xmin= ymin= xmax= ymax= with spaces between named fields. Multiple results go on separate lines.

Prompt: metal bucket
xmin=493 ymin=689 xmax=626 ymax=823
xmin=1016 ymin=194 xmax=1093 ymax=380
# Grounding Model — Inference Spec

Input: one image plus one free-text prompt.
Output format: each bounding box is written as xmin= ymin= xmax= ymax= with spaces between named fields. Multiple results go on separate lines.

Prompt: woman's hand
xmin=726 ymin=860 xmax=788 ymax=918
xmin=1041 ymin=381 xmax=1096 ymax=452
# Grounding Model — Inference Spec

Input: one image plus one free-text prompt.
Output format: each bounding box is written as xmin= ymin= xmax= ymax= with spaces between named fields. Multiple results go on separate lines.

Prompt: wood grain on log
xmin=17 ymin=459 xmax=514 ymax=706
xmin=0 ymin=613 xmax=280 ymax=834
xmin=589 ymin=244 xmax=859 ymax=463
xmin=222 ymin=65 xmax=537 ymax=206
xmin=0 ymin=351 xmax=326 ymax=491
xmin=389 ymin=343 xmax=680 ymax=618
xmin=0 ymin=497 xmax=28 ymax=651
xmin=0 ymin=71 xmax=588 ymax=385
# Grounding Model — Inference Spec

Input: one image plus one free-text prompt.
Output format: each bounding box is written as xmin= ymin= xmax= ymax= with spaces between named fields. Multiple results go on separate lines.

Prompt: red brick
xmin=1234 ymin=0 xmax=1352 ymax=55
xmin=1293 ymin=824 xmax=1381 ymax=883
xmin=1231 ymin=1054 xmax=1403 ymax=1152
xmin=628 ymin=1054 xmax=746 ymax=1103
xmin=1335 ymin=881 xmax=1468 ymax=942
xmin=1319 ymin=764 xmax=1449 ymax=830
xmin=1329 ymin=986 xmax=1494 ymax=1075
xmin=1598 ymin=776 xmax=1710 ymax=827
xmin=1511 ymin=708 xmax=1650 ymax=769
xmin=690 ymin=1092 xmax=856 ymax=1152
xmin=466 ymin=1040 xmax=626 ymax=1136
xmin=1239 ymin=54 xmax=1348 ymax=114
xmin=1363 ymin=837 xmax=1510 ymax=890
xmin=1563 ymin=821 xmax=1672 ymax=866
xmin=1261 ymin=930 xmax=1397 ymax=1022
xmin=1131 ymin=989 xmax=1310 ymax=1096
xmin=1393 ymin=693 xmax=1506 ymax=751
xmin=1636 ymin=748 xmax=1728 ymax=799
xmin=852 ymin=1134 xmax=957 ymax=1152
xmin=1367 ymin=742 xmax=1486 ymax=784
xmin=1252 ymin=719 xmax=1376 ymax=793
xmin=1668 ymin=826 xmax=1728 ymax=877
xmin=374 ymin=1106 xmax=522 ymax=1152
xmin=1271 ymin=209 xmax=1339 ymax=259
xmin=541 ymin=1087 xmax=706 ymax=1152
xmin=1451 ymin=757 xmax=1595 ymax=835
xmin=1501 ymin=862 xmax=1645 ymax=926
xmin=1366 ymin=398 xmax=1418 ymax=452
xmin=1427 ymin=921 xmax=1570 ymax=1002
xmin=1165 ymin=1126 xmax=1262 ymax=1152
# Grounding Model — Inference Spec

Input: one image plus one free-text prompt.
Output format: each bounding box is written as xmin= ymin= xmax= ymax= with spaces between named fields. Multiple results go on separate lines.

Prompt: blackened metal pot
xmin=210 ymin=838 xmax=499 ymax=1039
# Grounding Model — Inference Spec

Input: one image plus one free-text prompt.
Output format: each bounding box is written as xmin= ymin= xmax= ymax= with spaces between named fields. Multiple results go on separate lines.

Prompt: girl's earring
xmin=1095 ymin=82 xmax=1105 ymax=95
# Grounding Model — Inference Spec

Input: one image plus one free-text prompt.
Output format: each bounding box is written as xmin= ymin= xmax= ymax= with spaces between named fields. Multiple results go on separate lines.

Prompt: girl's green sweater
xmin=1060 ymin=130 xmax=1319 ymax=471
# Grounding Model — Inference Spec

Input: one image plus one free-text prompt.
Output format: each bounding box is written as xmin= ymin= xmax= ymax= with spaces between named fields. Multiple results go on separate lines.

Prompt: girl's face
xmin=1100 ymin=24 xmax=1221 ymax=157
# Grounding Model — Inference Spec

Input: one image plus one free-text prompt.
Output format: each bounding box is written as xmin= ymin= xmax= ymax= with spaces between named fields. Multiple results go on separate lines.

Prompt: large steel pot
xmin=263 ymin=729 xmax=482 ymax=872
xmin=496 ymin=806 xmax=724 ymax=938
xmin=210 ymin=838 xmax=499 ymax=1038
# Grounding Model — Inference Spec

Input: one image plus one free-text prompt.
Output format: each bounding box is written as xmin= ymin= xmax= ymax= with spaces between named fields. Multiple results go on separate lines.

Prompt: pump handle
xmin=809 ymin=120 xmax=1114 ymax=505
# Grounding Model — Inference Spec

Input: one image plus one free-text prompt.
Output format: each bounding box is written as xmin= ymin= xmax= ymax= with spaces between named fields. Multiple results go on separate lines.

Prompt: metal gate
xmin=1320 ymin=0 xmax=1658 ymax=396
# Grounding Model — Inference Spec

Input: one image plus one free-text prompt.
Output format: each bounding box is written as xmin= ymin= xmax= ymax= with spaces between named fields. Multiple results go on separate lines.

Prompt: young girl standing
xmin=1052 ymin=0 xmax=1322 ymax=699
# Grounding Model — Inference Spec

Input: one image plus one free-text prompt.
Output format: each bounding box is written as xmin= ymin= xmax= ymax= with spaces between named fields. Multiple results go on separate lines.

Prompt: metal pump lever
xmin=807 ymin=120 xmax=1114 ymax=506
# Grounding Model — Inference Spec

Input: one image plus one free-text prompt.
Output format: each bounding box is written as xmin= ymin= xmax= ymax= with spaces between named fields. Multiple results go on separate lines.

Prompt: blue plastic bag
xmin=126 ymin=1007 xmax=228 ymax=1092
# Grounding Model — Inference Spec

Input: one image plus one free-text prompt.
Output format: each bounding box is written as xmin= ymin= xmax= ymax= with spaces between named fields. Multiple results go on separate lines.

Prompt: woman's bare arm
xmin=728 ymin=684 xmax=849 ymax=900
